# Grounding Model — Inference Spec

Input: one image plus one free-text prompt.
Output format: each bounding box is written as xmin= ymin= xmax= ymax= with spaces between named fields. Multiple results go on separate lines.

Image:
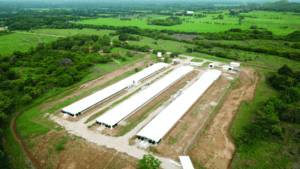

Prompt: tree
xmin=278 ymin=64 xmax=293 ymax=76
xmin=98 ymin=35 xmax=110 ymax=46
xmin=119 ymin=33 xmax=128 ymax=41
xmin=92 ymin=44 xmax=101 ymax=53
xmin=138 ymin=154 xmax=161 ymax=169
xmin=58 ymin=74 xmax=74 ymax=87
xmin=113 ymin=40 xmax=121 ymax=47
xmin=71 ymin=45 xmax=80 ymax=52
xmin=102 ymin=46 xmax=111 ymax=53
xmin=59 ymin=58 xmax=72 ymax=67
xmin=80 ymin=46 xmax=89 ymax=54
xmin=291 ymin=42 xmax=300 ymax=49
xmin=22 ymin=94 xmax=32 ymax=104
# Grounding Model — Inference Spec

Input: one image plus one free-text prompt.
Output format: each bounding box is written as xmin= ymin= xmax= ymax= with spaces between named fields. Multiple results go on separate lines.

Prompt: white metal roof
xmin=179 ymin=156 xmax=194 ymax=169
xmin=136 ymin=70 xmax=221 ymax=142
xmin=62 ymin=63 xmax=168 ymax=115
xmin=96 ymin=66 xmax=194 ymax=126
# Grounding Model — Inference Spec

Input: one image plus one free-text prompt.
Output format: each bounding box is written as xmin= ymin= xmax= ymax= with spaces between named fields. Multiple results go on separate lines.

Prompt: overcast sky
xmin=1 ymin=0 xmax=300 ymax=2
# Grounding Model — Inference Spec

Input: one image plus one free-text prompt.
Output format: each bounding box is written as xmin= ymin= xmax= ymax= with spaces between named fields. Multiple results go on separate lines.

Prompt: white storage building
xmin=62 ymin=63 xmax=168 ymax=117
xmin=96 ymin=66 xmax=194 ymax=128
xmin=157 ymin=52 xmax=162 ymax=57
xmin=136 ymin=70 xmax=221 ymax=144
xmin=230 ymin=62 xmax=240 ymax=67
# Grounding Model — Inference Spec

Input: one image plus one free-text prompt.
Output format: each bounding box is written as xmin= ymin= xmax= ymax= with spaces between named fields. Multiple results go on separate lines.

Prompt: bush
xmin=92 ymin=44 xmax=101 ymax=53
xmin=58 ymin=74 xmax=74 ymax=87
xmin=55 ymin=136 xmax=67 ymax=153
xmin=291 ymin=42 xmax=300 ymax=49
xmin=102 ymin=46 xmax=111 ymax=53
xmin=138 ymin=154 xmax=161 ymax=169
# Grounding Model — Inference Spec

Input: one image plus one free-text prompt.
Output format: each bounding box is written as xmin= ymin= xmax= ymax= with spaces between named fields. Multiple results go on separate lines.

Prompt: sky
xmin=1 ymin=0 xmax=300 ymax=2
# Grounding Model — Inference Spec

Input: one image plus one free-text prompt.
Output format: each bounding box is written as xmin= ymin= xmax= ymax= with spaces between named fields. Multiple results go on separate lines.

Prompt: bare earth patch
xmin=152 ymin=72 xmax=235 ymax=161
xmin=187 ymin=68 xmax=259 ymax=169
xmin=29 ymin=131 xmax=139 ymax=169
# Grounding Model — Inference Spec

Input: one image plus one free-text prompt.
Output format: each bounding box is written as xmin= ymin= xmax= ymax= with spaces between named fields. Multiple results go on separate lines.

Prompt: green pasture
xmin=128 ymin=36 xmax=196 ymax=53
xmin=200 ymin=47 xmax=300 ymax=70
xmin=19 ymin=28 xmax=115 ymax=37
xmin=76 ymin=11 xmax=300 ymax=35
xmin=76 ymin=17 xmax=249 ymax=33
xmin=0 ymin=33 xmax=58 ymax=55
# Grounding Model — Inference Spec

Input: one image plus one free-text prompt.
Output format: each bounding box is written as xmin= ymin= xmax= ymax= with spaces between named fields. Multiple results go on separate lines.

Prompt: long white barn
xmin=62 ymin=63 xmax=168 ymax=117
xmin=96 ymin=66 xmax=194 ymax=128
xmin=136 ymin=70 xmax=221 ymax=144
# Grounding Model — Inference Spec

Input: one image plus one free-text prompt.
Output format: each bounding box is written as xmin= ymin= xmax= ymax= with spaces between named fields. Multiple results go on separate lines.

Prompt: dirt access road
xmin=187 ymin=68 xmax=259 ymax=169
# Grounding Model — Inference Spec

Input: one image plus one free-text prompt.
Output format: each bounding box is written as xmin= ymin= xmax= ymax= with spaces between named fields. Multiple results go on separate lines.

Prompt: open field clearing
xmin=18 ymin=28 xmax=115 ymax=37
xmin=128 ymin=36 xmax=196 ymax=53
xmin=200 ymin=47 xmax=300 ymax=70
xmin=27 ymin=130 xmax=139 ymax=169
xmin=0 ymin=33 xmax=58 ymax=55
xmin=76 ymin=11 xmax=300 ymax=35
xmin=76 ymin=17 xmax=250 ymax=33
xmin=187 ymin=68 xmax=259 ymax=169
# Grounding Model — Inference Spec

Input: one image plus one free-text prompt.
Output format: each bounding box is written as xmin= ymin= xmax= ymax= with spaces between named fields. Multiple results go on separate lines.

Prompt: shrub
xmin=58 ymin=74 xmax=74 ymax=87
xmin=138 ymin=154 xmax=161 ymax=169
xmin=291 ymin=42 xmax=300 ymax=49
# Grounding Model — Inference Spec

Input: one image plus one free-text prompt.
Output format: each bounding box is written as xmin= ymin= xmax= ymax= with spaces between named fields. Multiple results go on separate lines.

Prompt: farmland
xmin=1 ymin=1 xmax=300 ymax=169
xmin=77 ymin=11 xmax=300 ymax=35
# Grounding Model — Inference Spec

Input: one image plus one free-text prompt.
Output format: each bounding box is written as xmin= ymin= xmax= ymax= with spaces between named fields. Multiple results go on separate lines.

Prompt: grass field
xmin=76 ymin=11 xmax=300 ymax=35
xmin=128 ymin=36 xmax=196 ymax=53
xmin=19 ymin=28 xmax=115 ymax=37
xmin=0 ymin=33 xmax=58 ymax=55
xmin=200 ymin=47 xmax=300 ymax=70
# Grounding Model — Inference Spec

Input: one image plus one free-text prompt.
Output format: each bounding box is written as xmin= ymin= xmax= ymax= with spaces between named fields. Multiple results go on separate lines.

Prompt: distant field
xmin=76 ymin=11 xmax=300 ymax=35
xmin=20 ymin=29 xmax=115 ymax=37
xmin=127 ymin=36 xmax=196 ymax=53
xmin=0 ymin=33 xmax=58 ymax=55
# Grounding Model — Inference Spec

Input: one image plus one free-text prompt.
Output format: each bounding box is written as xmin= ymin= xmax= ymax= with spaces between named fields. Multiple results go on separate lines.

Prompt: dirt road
xmin=187 ymin=68 xmax=259 ymax=169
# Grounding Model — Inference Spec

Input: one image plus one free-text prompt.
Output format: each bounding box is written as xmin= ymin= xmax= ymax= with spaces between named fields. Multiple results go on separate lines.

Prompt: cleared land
xmin=187 ymin=68 xmax=259 ymax=169
xmin=0 ymin=33 xmax=58 ymax=55
xmin=28 ymin=130 xmax=139 ymax=169
xmin=140 ymin=69 xmax=236 ymax=161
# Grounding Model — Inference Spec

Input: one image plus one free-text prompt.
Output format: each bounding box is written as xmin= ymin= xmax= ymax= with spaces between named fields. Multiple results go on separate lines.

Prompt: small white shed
xmin=157 ymin=52 xmax=162 ymax=57
xmin=230 ymin=62 xmax=240 ymax=67
xmin=173 ymin=59 xmax=181 ymax=63
xmin=223 ymin=65 xmax=229 ymax=70
xmin=209 ymin=63 xmax=215 ymax=68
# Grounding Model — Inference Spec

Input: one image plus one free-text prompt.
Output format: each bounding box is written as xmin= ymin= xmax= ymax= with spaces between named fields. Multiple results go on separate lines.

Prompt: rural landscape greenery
xmin=0 ymin=0 xmax=300 ymax=168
